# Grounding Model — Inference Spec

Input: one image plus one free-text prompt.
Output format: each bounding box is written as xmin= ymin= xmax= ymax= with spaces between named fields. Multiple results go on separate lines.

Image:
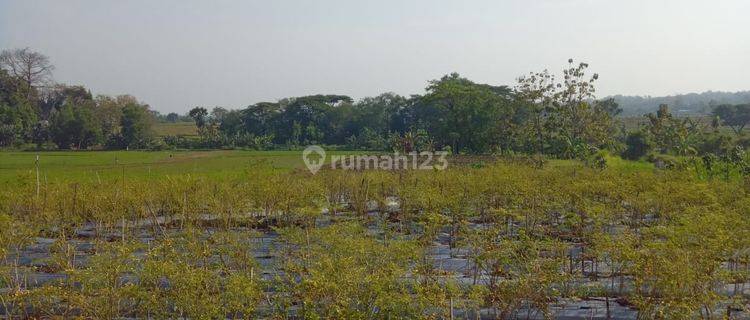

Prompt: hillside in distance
xmin=609 ymin=90 xmax=750 ymax=116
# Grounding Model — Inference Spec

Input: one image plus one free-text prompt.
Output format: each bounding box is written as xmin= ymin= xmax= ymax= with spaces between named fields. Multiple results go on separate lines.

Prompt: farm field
xmin=0 ymin=150 xmax=367 ymax=185
xmin=2 ymin=1 xmax=749 ymax=318
xmin=153 ymin=122 xmax=199 ymax=137
xmin=0 ymin=150 xmax=653 ymax=184
xmin=0 ymin=151 xmax=748 ymax=319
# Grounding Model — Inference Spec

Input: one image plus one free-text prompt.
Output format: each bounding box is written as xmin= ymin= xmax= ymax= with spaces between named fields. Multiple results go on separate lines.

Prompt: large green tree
xmin=418 ymin=73 xmax=514 ymax=153
xmin=120 ymin=102 xmax=154 ymax=149
xmin=0 ymin=69 xmax=38 ymax=146
xmin=273 ymin=95 xmax=353 ymax=145
xmin=713 ymin=104 xmax=750 ymax=135
xmin=516 ymin=59 xmax=617 ymax=157
xmin=241 ymin=102 xmax=282 ymax=137
xmin=50 ymin=104 xmax=102 ymax=149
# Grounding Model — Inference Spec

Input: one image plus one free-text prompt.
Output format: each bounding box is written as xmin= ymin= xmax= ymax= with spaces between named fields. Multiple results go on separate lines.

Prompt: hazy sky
xmin=1 ymin=0 xmax=748 ymax=113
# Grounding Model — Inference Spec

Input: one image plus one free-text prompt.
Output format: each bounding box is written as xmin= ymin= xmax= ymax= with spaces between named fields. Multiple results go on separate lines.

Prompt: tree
xmin=0 ymin=69 xmax=38 ymax=144
xmin=50 ymin=104 xmax=102 ymax=149
xmin=165 ymin=112 xmax=179 ymax=123
xmin=0 ymin=48 xmax=54 ymax=89
xmin=598 ymin=97 xmax=623 ymax=117
xmin=515 ymin=59 xmax=616 ymax=157
xmin=713 ymin=104 xmax=750 ymax=135
xmin=120 ymin=102 xmax=154 ymax=149
xmin=209 ymin=107 xmax=229 ymax=125
xmin=622 ymin=131 xmax=653 ymax=160
xmin=0 ymin=70 xmax=40 ymax=146
xmin=273 ymin=95 xmax=352 ymax=145
xmin=644 ymin=104 xmax=703 ymax=155
xmin=515 ymin=69 xmax=557 ymax=154
xmin=551 ymin=60 xmax=616 ymax=157
xmin=613 ymin=91 xmax=750 ymax=116
xmin=188 ymin=107 xmax=208 ymax=129
xmin=39 ymin=84 xmax=93 ymax=120
xmin=218 ymin=110 xmax=243 ymax=137
xmin=241 ymin=102 xmax=282 ymax=136
xmin=0 ymin=69 xmax=35 ymax=108
xmin=419 ymin=73 xmax=514 ymax=153
xmin=346 ymin=93 xmax=408 ymax=142
xmin=0 ymin=103 xmax=37 ymax=146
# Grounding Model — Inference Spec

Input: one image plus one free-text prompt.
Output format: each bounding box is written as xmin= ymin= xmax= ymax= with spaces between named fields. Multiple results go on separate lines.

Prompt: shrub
xmin=623 ymin=131 xmax=653 ymax=160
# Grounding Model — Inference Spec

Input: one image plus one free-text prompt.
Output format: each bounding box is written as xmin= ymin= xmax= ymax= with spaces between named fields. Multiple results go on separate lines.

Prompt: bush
xmin=698 ymin=133 xmax=734 ymax=156
xmin=0 ymin=124 xmax=18 ymax=147
xmin=622 ymin=131 xmax=653 ymax=160
xmin=585 ymin=150 xmax=608 ymax=170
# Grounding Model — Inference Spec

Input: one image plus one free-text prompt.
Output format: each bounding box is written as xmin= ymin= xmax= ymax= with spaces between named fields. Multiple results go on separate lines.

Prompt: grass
xmin=603 ymin=155 xmax=654 ymax=172
xmin=0 ymin=150 xmax=658 ymax=188
xmin=153 ymin=122 xmax=198 ymax=137
xmin=0 ymin=150 xmax=311 ymax=185
xmin=544 ymin=154 xmax=653 ymax=173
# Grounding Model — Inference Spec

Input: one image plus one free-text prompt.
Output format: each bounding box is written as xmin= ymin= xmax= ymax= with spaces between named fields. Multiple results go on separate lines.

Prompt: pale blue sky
xmin=1 ymin=0 xmax=748 ymax=113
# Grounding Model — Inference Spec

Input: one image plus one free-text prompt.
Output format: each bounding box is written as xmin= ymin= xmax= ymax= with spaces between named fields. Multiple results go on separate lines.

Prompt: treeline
xmin=612 ymin=91 xmax=750 ymax=116
xmin=621 ymin=103 xmax=750 ymax=177
xmin=2 ymin=48 xmax=749 ymax=166
xmin=1 ymin=48 xmax=621 ymax=159
xmin=0 ymin=48 xmax=156 ymax=150
xmin=185 ymin=61 xmax=622 ymax=160
xmin=184 ymin=63 xmax=750 ymax=170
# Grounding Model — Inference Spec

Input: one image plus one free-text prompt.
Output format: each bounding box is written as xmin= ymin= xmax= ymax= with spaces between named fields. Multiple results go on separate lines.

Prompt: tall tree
xmin=50 ymin=104 xmax=102 ymax=149
xmin=241 ymin=102 xmax=282 ymax=136
xmin=0 ymin=48 xmax=54 ymax=89
xmin=516 ymin=59 xmax=616 ymax=157
xmin=712 ymin=104 xmax=750 ymax=135
xmin=218 ymin=110 xmax=244 ymax=136
xmin=0 ymin=69 xmax=35 ymax=107
xmin=189 ymin=107 xmax=209 ymax=130
xmin=274 ymin=95 xmax=352 ymax=145
xmin=515 ymin=69 xmax=558 ymax=154
xmin=165 ymin=112 xmax=179 ymax=123
xmin=350 ymin=93 xmax=408 ymax=136
xmin=419 ymin=73 xmax=513 ymax=153
xmin=0 ymin=69 xmax=38 ymax=145
xmin=120 ymin=102 xmax=154 ymax=149
xmin=39 ymin=84 xmax=93 ymax=120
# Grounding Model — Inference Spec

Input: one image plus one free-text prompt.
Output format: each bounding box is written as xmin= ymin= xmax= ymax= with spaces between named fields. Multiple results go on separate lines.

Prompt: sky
xmin=1 ymin=0 xmax=748 ymax=113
